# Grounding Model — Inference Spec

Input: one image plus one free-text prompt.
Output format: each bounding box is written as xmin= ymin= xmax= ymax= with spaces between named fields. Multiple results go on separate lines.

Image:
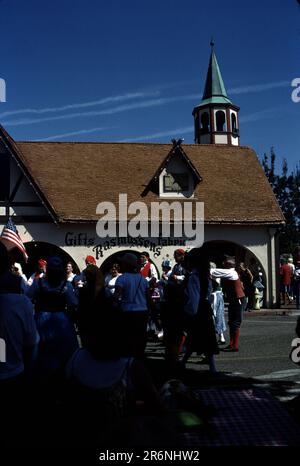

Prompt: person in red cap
xmin=73 ymin=255 xmax=98 ymax=289
xmin=27 ymin=258 xmax=47 ymax=286
xmin=85 ymin=255 xmax=97 ymax=266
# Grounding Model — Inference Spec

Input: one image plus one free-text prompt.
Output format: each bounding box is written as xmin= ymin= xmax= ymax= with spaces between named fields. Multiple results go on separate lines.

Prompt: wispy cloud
xmin=3 ymin=80 xmax=290 ymax=128
xmin=36 ymin=106 xmax=285 ymax=142
xmin=120 ymin=126 xmax=194 ymax=142
xmin=228 ymin=81 xmax=290 ymax=95
xmin=0 ymin=91 xmax=160 ymax=118
xmin=121 ymin=107 xmax=284 ymax=142
xmin=36 ymin=126 xmax=111 ymax=141
xmin=3 ymin=95 xmax=198 ymax=127
xmin=239 ymin=107 xmax=284 ymax=123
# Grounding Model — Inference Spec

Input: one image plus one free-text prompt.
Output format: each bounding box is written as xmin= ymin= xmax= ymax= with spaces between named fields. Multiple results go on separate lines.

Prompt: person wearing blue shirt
xmin=114 ymin=253 xmax=150 ymax=358
xmin=26 ymin=256 xmax=79 ymax=377
xmin=180 ymin=249 xmax=219 ymax=373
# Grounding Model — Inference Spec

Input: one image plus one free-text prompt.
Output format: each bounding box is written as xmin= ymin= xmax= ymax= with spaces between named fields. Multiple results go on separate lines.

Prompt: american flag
xmin=0 ymin=217 xmax=28 ymax=262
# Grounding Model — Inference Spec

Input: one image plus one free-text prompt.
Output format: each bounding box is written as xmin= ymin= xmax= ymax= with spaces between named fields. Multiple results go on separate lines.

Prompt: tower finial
xmin=210 ymin=37 xmax=215 ymax=49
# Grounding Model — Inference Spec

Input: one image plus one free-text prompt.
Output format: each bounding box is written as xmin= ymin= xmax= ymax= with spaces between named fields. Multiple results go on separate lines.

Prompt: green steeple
xmin=200 ymin=41 xmax=232 ymax=106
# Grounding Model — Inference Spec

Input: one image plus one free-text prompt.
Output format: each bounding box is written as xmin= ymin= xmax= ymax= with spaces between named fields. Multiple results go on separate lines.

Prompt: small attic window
xmin=163 ymin=173 xmax=189 ymax=193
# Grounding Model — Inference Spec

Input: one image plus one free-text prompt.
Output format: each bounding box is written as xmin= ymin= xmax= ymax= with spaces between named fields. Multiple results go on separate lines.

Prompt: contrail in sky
xmin=36 ymin=126 xmax=111 ymax=141
xmin=3 ymin=81 xmax=290 ymax=127
xmin=0 ymin=91 xmax=160 ymax=118
xmin=228 ymin=80 xmax=289 ymax=95
xmin=120 ymin=126 xmax=194 ymax=142
xmin=37 ymin=106 xmax=284 ymax=142
xmin=3 ymin=96 xmax=195 ymax=126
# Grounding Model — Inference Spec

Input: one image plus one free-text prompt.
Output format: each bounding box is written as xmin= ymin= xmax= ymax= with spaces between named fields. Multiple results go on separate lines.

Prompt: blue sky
xmin=0 ymin=0 xmax=299 ymax=169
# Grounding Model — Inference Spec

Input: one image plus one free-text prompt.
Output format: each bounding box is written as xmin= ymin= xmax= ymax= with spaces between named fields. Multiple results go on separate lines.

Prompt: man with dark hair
xmin=210 ymin=256 xmax=245 ymax=352
xmin=163 ymin=249 xmax=187 ymax=368
xmin=139 ymin=251 xmax=158 ymax=282
xmin=74 ymin=255 xmax=99 ymax=290
xmin=114 ymin=253 xmax=150 ymax=358
xmin=169 ymin=249 xmax=186 ymax=285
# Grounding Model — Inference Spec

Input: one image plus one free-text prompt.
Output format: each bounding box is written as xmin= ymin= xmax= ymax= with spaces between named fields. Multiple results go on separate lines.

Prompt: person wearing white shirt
xmin=105 ymin=263 xmax=121 ymax=298
xmin=66 ymin=261 xmax=76 ymax=283
xmin=210 ymin=257 xmax=245 ymax=352
xmin=139 ymin=252 xmax=158 ymax=282
xmin=163 ymin=249 xmax=187 ymax=369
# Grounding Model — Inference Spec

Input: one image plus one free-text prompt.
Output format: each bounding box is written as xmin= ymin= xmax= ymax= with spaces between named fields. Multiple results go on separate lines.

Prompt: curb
xmin=224 ymin=309 xmax=296 ymax=317
xmin=244 ymin=310 xmax=293 ymax=317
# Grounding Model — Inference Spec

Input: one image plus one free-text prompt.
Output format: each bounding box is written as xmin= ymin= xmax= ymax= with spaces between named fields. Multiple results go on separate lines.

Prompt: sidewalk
xmin=225 ymin=304 xmax=299 ymax=317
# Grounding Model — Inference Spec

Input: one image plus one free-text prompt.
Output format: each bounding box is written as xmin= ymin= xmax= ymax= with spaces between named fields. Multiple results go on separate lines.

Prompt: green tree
xmin=262 ymin=148 xmax=300 ymax=254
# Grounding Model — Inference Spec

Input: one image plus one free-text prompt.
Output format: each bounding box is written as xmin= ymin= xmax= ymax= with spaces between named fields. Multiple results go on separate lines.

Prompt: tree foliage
xmin=261 ymin=148 xmax=300 ymax=254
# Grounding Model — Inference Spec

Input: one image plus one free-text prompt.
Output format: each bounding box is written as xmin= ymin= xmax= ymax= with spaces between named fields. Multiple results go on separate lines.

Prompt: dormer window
xmin=142 ymin=142 xmax=202 ymax=199
xmin=163 ymin=173 xmax=189 ymax=193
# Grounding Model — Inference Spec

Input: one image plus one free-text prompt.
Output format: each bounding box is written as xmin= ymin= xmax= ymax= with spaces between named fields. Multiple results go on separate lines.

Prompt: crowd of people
xmin=1 ymin=242 xmax=293 ymax=445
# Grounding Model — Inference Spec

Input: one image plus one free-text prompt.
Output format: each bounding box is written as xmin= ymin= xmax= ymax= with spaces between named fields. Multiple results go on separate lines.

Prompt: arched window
xmin=231 ymin=113 xmax=238 ymax=133
xmin=216 ymin=110 xmax=226 ymax=132
xmin=200 ymin=112 xmax=210 ymax=133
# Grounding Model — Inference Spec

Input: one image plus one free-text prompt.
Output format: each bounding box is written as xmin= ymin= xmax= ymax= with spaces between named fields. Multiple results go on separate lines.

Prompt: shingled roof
xmin=14 ymin=140 xmax=284 ymax=225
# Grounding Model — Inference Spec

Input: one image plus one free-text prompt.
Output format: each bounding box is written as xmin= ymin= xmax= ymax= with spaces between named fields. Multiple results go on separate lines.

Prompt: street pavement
xmin=145 ymin=310 xmax=300 ymax=407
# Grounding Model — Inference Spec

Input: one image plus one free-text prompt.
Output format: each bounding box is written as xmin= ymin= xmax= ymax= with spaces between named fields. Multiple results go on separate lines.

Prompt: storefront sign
xmin=65 ymin=231 xmax=186 ymax=259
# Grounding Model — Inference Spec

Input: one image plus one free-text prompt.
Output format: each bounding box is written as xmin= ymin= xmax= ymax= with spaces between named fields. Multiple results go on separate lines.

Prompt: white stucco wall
xmin=231 ymin=135 xmax=239 ymax=146
xmin=214 ymin=134 xmax=228 ymax=144
xmin=0 ymin=159 xmax=47 ymax=217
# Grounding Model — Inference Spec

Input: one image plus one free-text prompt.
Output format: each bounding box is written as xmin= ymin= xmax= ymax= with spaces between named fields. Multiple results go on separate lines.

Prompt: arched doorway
xmin=201 ymin=240 xmax=266 ymax=305
xmin=202 ymin=240 xmax=264 ymax=271
xmin=21 ymin=241 xmax=80 ymax=277
xmin=99 ymin=249 xmax=160 ymax=278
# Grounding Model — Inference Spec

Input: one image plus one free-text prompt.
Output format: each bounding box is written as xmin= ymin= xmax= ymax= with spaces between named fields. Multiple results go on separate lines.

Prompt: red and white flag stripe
xmin=0 ymin=218 xmax=28 ymax=261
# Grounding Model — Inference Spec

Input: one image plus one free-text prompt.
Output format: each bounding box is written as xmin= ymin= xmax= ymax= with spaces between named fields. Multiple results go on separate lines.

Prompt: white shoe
xmin=157 ymin=330 xmax=164 ymax=339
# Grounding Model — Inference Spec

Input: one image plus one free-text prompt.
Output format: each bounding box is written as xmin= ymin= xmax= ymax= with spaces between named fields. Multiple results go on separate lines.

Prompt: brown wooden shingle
xmin=15 ymin=141 xmax=285 ymax=224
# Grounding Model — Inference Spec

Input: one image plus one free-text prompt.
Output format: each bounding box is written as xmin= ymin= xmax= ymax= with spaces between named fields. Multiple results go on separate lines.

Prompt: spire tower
xmin=192 ymin=42 xmax=240 ymax=145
